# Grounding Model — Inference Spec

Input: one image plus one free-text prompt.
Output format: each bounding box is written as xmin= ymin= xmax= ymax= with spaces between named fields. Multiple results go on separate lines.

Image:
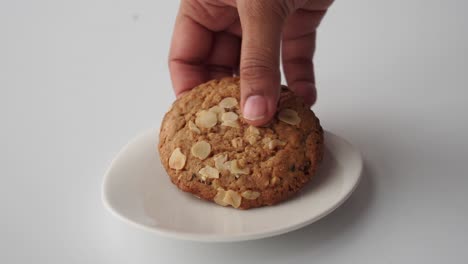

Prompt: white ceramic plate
xmin=102 ymin=129 xmax=363 ymax=242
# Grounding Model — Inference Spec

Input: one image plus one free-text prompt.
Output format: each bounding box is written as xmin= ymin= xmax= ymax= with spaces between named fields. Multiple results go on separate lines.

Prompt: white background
xmin=1 ymin=0 xmax=467 ymax=263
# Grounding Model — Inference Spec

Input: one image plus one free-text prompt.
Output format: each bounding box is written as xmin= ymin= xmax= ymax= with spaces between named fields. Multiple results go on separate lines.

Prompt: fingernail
xmin=243 ymin=95 xmax=267 ymax=121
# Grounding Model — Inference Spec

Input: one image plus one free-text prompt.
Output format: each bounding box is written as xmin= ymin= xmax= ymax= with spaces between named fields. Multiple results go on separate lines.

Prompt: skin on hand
xmin=169 ymin=0 xmax=333 ymax=126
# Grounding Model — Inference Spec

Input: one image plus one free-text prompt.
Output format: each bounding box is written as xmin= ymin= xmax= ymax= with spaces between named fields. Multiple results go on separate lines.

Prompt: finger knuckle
xmin=240 ymin=56 xmax=279 ymax=82
xmin=283 ymin=56 xmax=313 ymax=67
xmin=242 ymin=0 xmax=291 ymax=20
xmin=240 ymin=63 xmax=274 ymax=82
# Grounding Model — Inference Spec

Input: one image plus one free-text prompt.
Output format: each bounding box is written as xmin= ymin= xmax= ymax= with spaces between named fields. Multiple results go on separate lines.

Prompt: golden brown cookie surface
xmin=158 ymin=78 xmax=324 ymax=209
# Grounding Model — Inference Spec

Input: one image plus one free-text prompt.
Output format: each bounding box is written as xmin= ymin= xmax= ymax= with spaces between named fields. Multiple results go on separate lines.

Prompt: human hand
xmin=169 ymin=0 xmax=333 ymax=126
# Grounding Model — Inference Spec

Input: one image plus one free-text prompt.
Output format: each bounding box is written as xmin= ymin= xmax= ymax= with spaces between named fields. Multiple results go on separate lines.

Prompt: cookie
xmin=158 ymin=77 xmax=324 ymax=209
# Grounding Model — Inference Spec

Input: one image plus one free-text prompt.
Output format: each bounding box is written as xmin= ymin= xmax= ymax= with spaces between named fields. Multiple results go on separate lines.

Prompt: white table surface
xmin=2 ymin=0 xmax=467 ymax=263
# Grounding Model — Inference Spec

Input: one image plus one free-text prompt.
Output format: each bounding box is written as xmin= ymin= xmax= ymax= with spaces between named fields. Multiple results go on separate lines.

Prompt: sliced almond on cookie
xmin=245 ymin=136 xmax=257 ymax=145
xmin=195 ymin=110 xmax=217 ymax=128
xmin=221 ymin=112 xmax=239 ymax=122
xmin=219 ymin=97 xmax=238 ymax=109
xmin=198 ymin=166 xmax=219 ymax=181
xmin=209 ymin=105 xmax=225 ymax=121
xmin=191 ymin=140 xmax=211 ymax=160
xmin=213 ymin=154 xmax=228 ymax=171
xmin=223 ymin=190 xmax=242 ymax=208
xmin=231 ymin=137 xmax=244 ymax=148
xmin=262 ymin=137 xmax=286 ymax=150
xmin=211 ymin=179 xmax=220 ymax=189
xmin=241 ymin=190 xmax=260 ymax=200
xmin=262 ymin=137 xmax=272 ymax=145
xmin=169 ymin=148 xmax=186 ymax=170
xmin=245 ymin=126 xmax=260 ymax=145
xmin=278 ymin=109 xmax=301 ymax=125
xmin=270 ymin=176 xmax=280 ymax=185
xmin=222 ymin=120 xmax=240 ymax=128
xmin=188 ymin=120 xmax=201 ymax=134
xmin=214 ymin=188 xmax=228 ymax=206
xmin=246 ymin=125 xmax=260 ymax=135
xmin=227 ymin=160 xmax=250 ymax=175
xmin=268 ymin=139 xmax=286 ymax=149
xmin=209 ymin=105 xmax=224 ymax=115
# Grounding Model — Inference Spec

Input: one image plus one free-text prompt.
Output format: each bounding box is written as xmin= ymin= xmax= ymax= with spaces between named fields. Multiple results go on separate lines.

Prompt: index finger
xmin=169 ymin=12 xmax=213 ymax=96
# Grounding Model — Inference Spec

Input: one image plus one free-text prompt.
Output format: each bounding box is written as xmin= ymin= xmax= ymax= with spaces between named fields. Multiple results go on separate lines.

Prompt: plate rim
xmin=102 ymin=129 xmax=363 ymax=242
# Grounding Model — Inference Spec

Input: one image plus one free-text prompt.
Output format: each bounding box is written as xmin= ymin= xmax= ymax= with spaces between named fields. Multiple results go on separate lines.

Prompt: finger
xmin=302 ymin=0 xmax=335 ymax=11
xmin=169 ymin=12 xmax=213 ymax=97
xmin=282 ymin=10 xmax=326 ymax=106
xmin=282 ymin=32 xmax=317 ymax=106
xmin=206 ymin=32 xmax=241 ymax=80
xmin=282 ymin=9 xmax=325 ymax=40
xmin=237 ymin=0 xmax=289 ymax=126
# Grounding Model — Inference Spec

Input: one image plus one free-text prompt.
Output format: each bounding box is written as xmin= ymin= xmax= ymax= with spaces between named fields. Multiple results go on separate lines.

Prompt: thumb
xmin=237 ymin=0 xmax=290 ymax=126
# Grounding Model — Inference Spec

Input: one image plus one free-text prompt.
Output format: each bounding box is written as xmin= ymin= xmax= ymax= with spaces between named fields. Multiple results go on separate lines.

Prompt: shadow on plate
xmin=157 ymin=162 xmax=374 ymax=250
xmin=241 ymin=162 xmax=373 ymax=249
xmin=288 ymin=146 xmax=342 ymax=202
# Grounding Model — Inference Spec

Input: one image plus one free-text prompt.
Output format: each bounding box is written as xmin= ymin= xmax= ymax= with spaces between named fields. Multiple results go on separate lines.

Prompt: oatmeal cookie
xmin=158 ymin=77 xmax=324 ymax=209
